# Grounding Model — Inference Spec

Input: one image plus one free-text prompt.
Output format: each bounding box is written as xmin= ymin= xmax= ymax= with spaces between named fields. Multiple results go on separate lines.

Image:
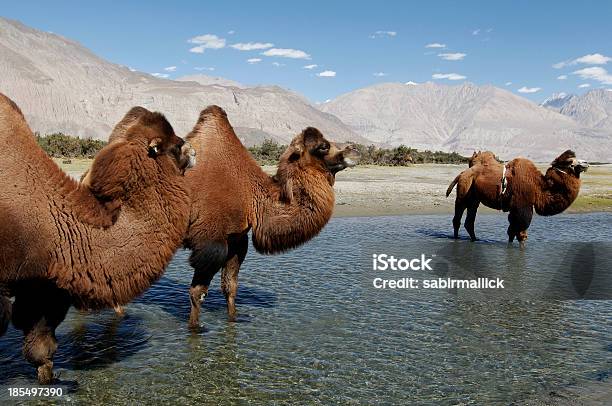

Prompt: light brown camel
xmin=446 ymin=151 xmax=504 ymax=241
xmin=0 ymin=94 xmax=195 ymax=384
xmin=183 ymin=106 xmax=360 ymax=327
xmin=446 ymin=150 xmax=588 ymax=246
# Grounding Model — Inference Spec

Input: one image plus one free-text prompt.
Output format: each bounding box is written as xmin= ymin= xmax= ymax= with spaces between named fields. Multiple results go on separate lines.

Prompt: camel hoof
xmin=37 ymin=363 xmax=54 ymax=385
xmin=114 ymin=305 xmax=125 ymax=316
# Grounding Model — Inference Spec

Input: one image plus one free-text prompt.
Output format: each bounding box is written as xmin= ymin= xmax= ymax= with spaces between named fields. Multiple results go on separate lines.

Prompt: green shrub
xmin=36 ymin=133 xmax=107 ymax=158
xmin=246 ymin=139 xmax=469 ymax=166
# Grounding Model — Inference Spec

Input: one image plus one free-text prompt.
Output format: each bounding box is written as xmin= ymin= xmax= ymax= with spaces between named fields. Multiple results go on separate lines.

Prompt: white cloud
xmin=163 ymin=66 xmax=177 ymax=72
xmin=188 ymin=34 xmax=226 ymax=53
xmin=128 ymin=67 xmax=137 ymax=72
xmin=228 ymin=30 xmax=235 ymax=35
xmin=317 ymin=70 xmax=336 ymax=77
xmin=262 ymin=48 xmax=311 ymax=59
xmin=517 ymin=86 xmax=541 ymax=93
xmin=194 ymin=66 xmax=215 ymax=71
xmin=432 ymin=73 xmax=466 ymax=80
xmin=575 ymin=53 xmax=611 ymax=65
xmin=557 ymin=75 xmax=568 ymax=80
xmin=373 ymin=72 xmax=387 ymax=77
xmin=425 ymin=42 xmax=446 ymax=48
xmin=553 ymin=53 xmax=611 ymax=69
xmin=231 ymin=42 xmax=274 ymax=51
xmin=370 ymin=30 xmax=397 ymax=39
xmin=151 ymin=73 xmax=169 ymax=78
xmin=272 ymin=61 xmax=285 ymax=67
xmin=303 ymin=64 xmax=318 ymax=69
xmin=438 ymin=52 xmax=466 ymax=61
xmin=572 ymin=66 xmax=612 ymax=85
xmin=578 ymin=83 xmax=591 ymax=88
xmin=247 ymin=58 xmax=262 ymax=64
xmin=472 ymin=29 xmax=481 ymax=35
xmin=505 ymin=81 xmax=512 ymax=86
xmin=405 ymin=81 xmax=419 ymax=85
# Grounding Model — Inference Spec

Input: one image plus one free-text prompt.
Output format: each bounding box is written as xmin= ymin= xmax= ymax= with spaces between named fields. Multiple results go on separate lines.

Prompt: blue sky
xmin=3 ymin=0 xmax=612 ymax=103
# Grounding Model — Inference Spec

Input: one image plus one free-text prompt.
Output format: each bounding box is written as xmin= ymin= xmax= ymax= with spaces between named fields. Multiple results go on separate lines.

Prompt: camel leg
xmin=188 ymin=240 xmax=228 ymax=328
xmin=464 ymin=199 xmax=480 ymax=242
xmin=221 ymin=234 xmax=248 ymax=322
xmin=0 ymin=292 xmax=11 ymax=337
xmin=452 ymin=201 xmax=466 ymax=239
xmin=507 ymin=207 xmax=533 ymax=248
xmin=12 ymin=283 xmax=70 ymax=384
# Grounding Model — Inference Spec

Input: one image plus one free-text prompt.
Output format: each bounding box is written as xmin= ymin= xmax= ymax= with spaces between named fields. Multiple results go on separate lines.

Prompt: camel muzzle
xmin=340 ymin=145 xmax=361 ymax=168
xmin=576 ymin=159 xmax=589 ymax=172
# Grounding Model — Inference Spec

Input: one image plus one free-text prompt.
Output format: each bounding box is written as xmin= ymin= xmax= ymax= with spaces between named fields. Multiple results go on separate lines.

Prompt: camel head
xmin=280 ymin=127 xmax=360 ymax=176
xmin=86 ymin=108 xmax=195 ymax=202
xmin=107 ymin=106 xmax=196 ymax=172
xmin=549 ymin=150 xmax=589 ymax=178
xmin=273 ymin=127 xmax=360 ymax=203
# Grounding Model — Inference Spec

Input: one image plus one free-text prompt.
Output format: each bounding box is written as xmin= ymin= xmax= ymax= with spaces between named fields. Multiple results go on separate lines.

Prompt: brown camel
xmin=183 ymin=106 xmax=360 ymax=327
xmin=0 ymin=94 xmax=195 ymax=383
xmin=446 ymin=151 xmax=504 ymax=241
xmin=446 ymin=150 xmax=588 ymax=246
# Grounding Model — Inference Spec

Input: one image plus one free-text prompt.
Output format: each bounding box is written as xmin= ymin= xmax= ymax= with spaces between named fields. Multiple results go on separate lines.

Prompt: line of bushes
xmin=248 ymin=139 xmax=469 ymax=166
xmin=36 ymin=133 xmax=107 ymax=159
xmin=36 ymin=133 xmax=469 ymax=166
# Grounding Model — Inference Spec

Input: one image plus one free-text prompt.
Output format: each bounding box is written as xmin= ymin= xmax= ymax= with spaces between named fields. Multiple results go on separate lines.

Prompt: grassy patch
xmin=569 ymin=195 xmax=612 ymax=212
xmin=53 ymin=158 xmax=93 ymax=174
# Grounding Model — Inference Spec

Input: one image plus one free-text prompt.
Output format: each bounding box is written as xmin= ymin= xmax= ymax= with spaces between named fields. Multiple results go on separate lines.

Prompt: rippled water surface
xmin=1 ymin=213 xmax=611 ymax=404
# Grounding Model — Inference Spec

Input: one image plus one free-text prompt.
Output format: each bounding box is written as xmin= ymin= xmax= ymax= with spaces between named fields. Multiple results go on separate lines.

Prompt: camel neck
xmin=49 ymin=166 xmax=190 ymax=310
xmin=534 ymin=170 xmax=581 ymax=216
xmin=251 ymin=169 xmax=335 ymax=254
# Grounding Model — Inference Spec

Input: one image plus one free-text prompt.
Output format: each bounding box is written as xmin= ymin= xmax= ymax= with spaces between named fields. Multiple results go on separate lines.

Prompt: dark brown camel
xmin=446 ymin=150 xmax=588 ymax=246
xmin=183 ymin=106 xmax=360 ymax=327
xmin=0 ymin=94 xmax=195 ymax=383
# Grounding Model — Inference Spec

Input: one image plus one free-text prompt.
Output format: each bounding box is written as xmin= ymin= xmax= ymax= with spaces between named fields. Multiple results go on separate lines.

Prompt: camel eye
xmin=317 ymin=144 xmax=330 ymax=154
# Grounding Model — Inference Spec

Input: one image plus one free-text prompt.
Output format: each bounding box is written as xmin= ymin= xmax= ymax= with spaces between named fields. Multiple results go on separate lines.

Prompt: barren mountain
xmin=320 ymin=82 xmax=612 ymax=161
xmin=542 ymin=89 xmax=612 ymax=131
xmin=175 ymin=74 xmax=245 ymax=88
xmin=0 ymin=17 xmax=363 ymax=145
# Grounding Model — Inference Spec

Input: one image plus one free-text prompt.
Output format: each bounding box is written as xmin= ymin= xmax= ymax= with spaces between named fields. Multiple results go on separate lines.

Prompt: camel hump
xmin=0 ymin=93 xmax=25 ymax=121
xmin=186 ymin=105 xmax=241 ymax=156
xmin=200 ymin=105 xmax=228 ymax=119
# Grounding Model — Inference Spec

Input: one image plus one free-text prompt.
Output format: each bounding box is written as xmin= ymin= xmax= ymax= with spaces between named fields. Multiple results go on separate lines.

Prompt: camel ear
xmin=286 ymin=143 xmax=303 ymax=162
xmin=148 ymin=138 xmax=162 ymax=157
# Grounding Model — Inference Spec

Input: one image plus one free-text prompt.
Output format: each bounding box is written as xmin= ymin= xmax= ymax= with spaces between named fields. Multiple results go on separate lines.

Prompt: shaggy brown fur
xmin=446 ymin=150 xmax=588 ymax=245
xmin=0 ymin=94 xmax=194 ymax=383
xmin=182 ymin=106 xmax=360 ymax=326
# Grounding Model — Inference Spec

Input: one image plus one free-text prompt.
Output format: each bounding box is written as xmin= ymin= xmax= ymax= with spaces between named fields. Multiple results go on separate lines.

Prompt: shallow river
xmin=1 ymin=213 xmax=611 ymax=404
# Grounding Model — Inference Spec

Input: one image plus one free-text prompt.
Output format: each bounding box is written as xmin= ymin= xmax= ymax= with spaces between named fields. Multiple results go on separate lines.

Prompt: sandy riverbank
xmin=330 ymin=163 xmax=612 ymax=217
xmin=57 ymin=159 xmax=612 ymax=218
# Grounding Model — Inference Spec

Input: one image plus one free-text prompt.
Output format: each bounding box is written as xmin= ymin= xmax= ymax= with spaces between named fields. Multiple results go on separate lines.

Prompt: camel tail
xmin=446 ymin=175 xmax=461 ymax=197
